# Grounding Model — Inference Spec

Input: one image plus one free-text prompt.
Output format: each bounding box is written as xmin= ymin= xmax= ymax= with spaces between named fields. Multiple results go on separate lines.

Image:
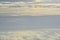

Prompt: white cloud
xmin=0 ymin=30 xmax=60 ymax=40
xmin=0 ymin=2 xmax=60 ymax=16
xmin=34 ymin=0 xmax=43 ymax=2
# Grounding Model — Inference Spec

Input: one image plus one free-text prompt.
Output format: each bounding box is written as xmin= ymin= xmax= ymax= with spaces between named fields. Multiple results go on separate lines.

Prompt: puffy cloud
xmin=0 ymin=30 xmax=60 ymax=40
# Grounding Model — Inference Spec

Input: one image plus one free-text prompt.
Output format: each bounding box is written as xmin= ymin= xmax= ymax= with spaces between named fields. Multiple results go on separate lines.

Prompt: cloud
xmin=34 ymin=0 xmax=44 ymax=2
xmin=0 ymin=30 xmax=60 ymax=40
xmin=0 ymin=2 xmax=60 ymax=16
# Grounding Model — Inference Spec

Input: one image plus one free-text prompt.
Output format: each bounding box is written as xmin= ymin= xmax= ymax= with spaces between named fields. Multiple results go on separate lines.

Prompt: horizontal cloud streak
xmin=0 ymin=2 xmax=60 ymax=16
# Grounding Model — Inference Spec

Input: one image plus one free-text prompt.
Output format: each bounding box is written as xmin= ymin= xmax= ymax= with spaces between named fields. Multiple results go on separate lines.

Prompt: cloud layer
xmin=0 ymin=30 xmax=60 ymax=40
xmin=0 ymin=2 xmax=60 ymax=16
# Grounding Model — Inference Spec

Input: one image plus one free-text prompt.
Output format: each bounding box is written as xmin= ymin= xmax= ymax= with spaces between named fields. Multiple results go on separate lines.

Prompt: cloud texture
xmin=0 ymin=30 xmax=60 ymax=40
xmin=0 ymin=2 xmax=60 ymax=16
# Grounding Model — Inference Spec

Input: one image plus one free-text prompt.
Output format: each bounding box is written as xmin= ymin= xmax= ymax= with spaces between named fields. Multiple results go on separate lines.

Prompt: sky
xmin=0 ymin=0 xmax=60 ymax=3
xmin=0 ymin=0 xmax=60 ymax=31
xmin=0 ymin=1 xmax=60 ymax=40
xmin=0 ymin=15 xmax=60 ymax=31
xmin=0 ymin=0 xmax=33 ymax=2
